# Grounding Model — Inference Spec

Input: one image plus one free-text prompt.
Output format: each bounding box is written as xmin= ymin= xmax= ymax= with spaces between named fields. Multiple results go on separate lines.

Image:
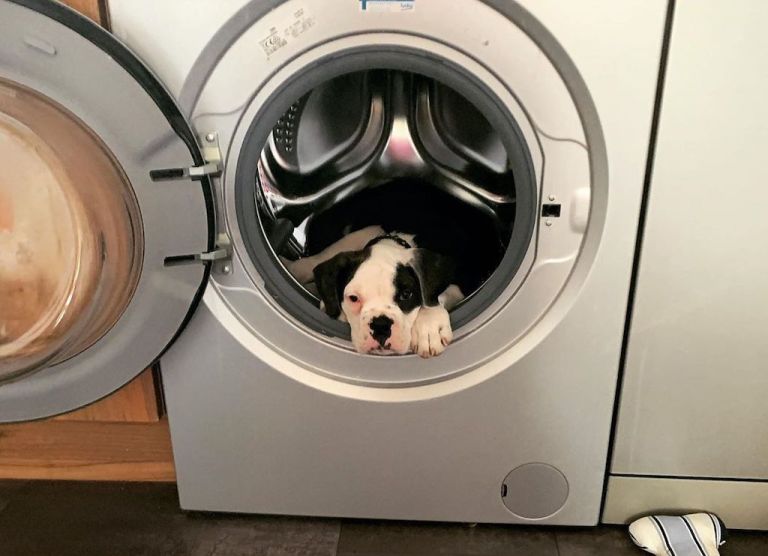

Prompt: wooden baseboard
xmin=59 ymin=0 xmax=111 ymax=27
xmin=54 ymin=368 xmax=162 ymax=423
xmin=0 ymin=417 xmax=175 ymax=482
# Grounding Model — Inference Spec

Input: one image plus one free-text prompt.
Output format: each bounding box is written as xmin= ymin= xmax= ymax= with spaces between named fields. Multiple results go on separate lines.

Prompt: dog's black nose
xmin=370 ymin=315 xmax=394 ymax=346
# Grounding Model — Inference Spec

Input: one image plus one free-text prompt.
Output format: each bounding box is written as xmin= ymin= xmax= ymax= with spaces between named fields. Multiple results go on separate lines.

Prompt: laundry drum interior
xmin=243 ymin=67 xmax=538 ymax=338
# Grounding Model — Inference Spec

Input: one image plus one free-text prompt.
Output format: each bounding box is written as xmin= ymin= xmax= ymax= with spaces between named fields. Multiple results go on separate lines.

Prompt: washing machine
xmin=0 ymin=0 xmax=668 ymax=525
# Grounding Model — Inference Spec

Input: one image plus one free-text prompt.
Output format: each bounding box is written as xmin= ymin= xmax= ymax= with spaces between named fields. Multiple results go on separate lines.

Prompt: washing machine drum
xmin=256 ymin=70 xmax=517 ymax=304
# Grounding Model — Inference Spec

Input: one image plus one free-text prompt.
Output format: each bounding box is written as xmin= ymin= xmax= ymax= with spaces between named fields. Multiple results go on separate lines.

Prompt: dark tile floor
xmin=1 ymin=481 xmax=767 ymax=556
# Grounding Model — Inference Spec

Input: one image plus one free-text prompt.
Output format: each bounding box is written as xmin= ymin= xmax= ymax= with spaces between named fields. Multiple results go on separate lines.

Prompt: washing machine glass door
xmin=0 ymin=0 xmax=215 ymax=422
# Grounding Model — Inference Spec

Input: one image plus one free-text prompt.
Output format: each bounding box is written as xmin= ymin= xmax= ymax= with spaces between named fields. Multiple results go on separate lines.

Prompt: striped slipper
xmin=629 ymin=512 xmax=727 ymax=555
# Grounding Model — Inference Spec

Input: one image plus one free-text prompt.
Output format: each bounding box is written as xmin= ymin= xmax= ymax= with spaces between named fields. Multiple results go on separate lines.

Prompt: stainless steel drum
xmin=253 ymin=69 xmax=530 ymax=332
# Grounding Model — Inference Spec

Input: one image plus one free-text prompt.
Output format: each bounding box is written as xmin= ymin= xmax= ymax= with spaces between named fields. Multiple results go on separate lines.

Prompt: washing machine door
xmin=0 ymin=0 xmax=216 ymax=422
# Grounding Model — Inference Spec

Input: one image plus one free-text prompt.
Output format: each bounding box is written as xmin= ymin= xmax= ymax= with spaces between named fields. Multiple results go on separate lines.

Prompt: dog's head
xmin=313 ymin=243 xmax=455 ymax=355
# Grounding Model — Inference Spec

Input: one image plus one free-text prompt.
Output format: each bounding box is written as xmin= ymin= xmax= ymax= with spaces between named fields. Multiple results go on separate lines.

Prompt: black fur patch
xmin=393 ymin=264 xmax=423 ymax=314
xmin=313 ymin=250 xmax=369 ymax=318
xmin=411 ymin=249 xmax=456 ymax=307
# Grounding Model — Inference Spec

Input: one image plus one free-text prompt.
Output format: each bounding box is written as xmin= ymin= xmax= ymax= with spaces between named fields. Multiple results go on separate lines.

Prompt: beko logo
xmin=360 ymin=0 xmax=415 ymax=12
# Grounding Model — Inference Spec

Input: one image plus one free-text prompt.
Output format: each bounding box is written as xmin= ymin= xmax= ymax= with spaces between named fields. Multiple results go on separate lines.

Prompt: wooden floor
xmin=0 ymin=417 xmax=175 ymax=481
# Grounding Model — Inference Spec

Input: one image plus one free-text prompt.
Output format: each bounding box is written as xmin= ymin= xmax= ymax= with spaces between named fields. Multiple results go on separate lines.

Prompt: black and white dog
xmin=284 ymin=180 xmax=506 ymax=357
xmin=287 ymin=226 xmax=464 ymax=357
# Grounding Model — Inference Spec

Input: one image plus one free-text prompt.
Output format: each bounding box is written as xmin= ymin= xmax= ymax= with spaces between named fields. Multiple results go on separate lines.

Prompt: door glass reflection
xmin=0 ymin=78 xmax=143 ymax=381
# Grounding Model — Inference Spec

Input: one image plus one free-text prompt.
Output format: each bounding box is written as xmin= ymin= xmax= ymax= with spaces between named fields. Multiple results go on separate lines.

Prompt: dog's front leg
xmin=410 ymin=284 xmax=464 ymax=358
xmin=410 ymin=304 xmax=453 ymax=358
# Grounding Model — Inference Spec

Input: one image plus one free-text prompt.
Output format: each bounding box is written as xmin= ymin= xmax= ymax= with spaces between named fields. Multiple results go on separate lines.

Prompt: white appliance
xmin=0 ymin=0 xmax=667 ymax=525
xmin=603 ymin=0 xmax=768 ymax=530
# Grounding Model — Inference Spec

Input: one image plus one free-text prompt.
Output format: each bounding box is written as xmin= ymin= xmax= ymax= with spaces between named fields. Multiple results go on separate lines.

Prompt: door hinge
xmin=196 ymin=246 xmax=229 ymax=261
xmin=150 ymin=131 xmax=223 ymax=181
xmin=164 ymin=234 xmax=232 ymax=269
xmin=150 ymin=162 xmax=221 ymax=181
xmin=204 ymin=232 xmax=233 ymax=275
xmin=201 ymin=132 xmax=222 ymax=164
xmin=188 ymin=162 xmax=221 ymax=178
xmin=200 ymin=232 xmax=231 ymax=263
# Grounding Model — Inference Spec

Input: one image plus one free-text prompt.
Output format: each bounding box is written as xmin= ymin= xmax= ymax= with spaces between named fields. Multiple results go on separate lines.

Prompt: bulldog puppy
xmin=287 ymin=226 xmax=464 ymax=357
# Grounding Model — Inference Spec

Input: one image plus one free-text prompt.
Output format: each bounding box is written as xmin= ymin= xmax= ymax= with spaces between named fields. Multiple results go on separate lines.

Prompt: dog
xmin=287 ymin=225 xmax=464 ymax=357
xmin=282 ymin=179 xmax=507 ymax=357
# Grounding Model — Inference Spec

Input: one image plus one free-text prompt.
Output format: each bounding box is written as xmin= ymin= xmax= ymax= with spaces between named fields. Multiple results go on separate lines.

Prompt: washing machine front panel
xmin=0 ymin=0 xmax=214 ymax=422
xmin=100 ymin=0 xmax=666 ymax=525
xmin=179 ymin=0 xmax=600 ymax=389
xmin=146 ymin=0 xmax=669 ymax=525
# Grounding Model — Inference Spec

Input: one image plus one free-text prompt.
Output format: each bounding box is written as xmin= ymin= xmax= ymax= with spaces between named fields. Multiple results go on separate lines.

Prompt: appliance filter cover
xmin=501 ymin=463 xmax=569 ymax=519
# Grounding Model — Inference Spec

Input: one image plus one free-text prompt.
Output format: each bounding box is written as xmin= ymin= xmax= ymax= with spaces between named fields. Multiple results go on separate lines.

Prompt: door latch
xmin=197 ymin=233 xmax=232 ymax=265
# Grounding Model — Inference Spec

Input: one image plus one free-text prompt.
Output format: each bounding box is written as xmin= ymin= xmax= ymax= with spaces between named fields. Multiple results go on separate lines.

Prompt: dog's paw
xmin=410 ymin=305 xmax=453 ymax=358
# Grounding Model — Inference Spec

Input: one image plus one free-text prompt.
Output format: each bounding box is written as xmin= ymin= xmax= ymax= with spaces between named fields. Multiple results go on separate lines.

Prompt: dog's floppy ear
xmin=411 ymin=249 xmax=456 ymax=307
xmin=313 ymin=250 xmax=367 ymax=319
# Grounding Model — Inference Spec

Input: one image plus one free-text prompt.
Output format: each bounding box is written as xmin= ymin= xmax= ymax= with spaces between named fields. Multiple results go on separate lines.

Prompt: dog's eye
xmin=348 ymin=295 xmax=359 ymax=303
xmin=398 ymin=289 xmax=413 ymax=301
